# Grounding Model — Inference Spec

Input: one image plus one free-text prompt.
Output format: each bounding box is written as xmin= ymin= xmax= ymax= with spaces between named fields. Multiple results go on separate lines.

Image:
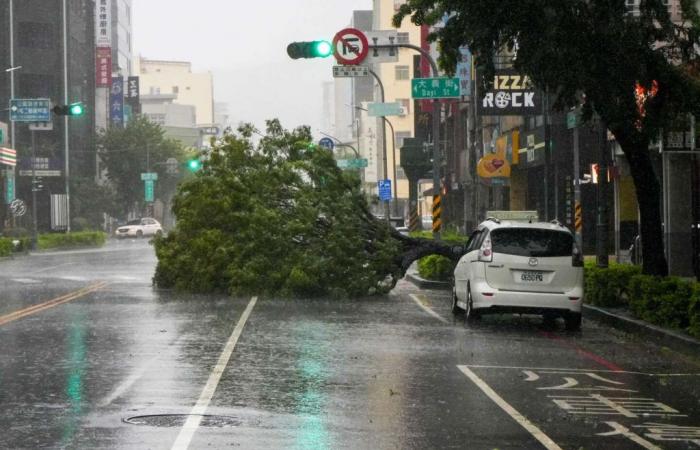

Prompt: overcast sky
xmin=133 ymin=0 xmax=373 ymax=136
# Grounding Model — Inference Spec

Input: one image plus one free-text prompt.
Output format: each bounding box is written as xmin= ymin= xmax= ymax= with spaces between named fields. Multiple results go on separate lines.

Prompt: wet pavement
xmin=1 ymin=239 xmax=699 ymax=449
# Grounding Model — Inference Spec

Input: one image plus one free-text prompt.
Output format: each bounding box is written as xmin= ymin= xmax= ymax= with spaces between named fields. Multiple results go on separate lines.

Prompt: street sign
xmin=0 ymin=148 xmax=17 ymax=167
xmin=200 ymin=126 xmax=220 ymax=135
xmin=567 ymin=110 xmax=580 ymax=129
xmin=318 ymin=137 xmax=335 ymax=151
xmin=337 ymin=158 xmax=368 ymax=169
xmin=10 ymin=199 xmax=26 ymax=217
xmin=19 ymin=170 xmax=61 ymax=177
xmin=411 ymin=78 xmax=461 ymax=99
xmin=456 ymin=47 xmax=472 ymax=96
xmin=332 ymin=65 xmax=369 ymax=78
xmin=378 ymin=179 xmax=392 ymax=201
xmin=144 ymin=180 xmax=154 ymax=202
xmin=5 ymin=173 xmax=15 ymax=204
xmin=365 ymin=30 xmax=399 ymax=64
xmin=333 ymin=28 xmax=369 ymax=66
xmin=0 ymin=121 xmax=7 ymax=144
xmin=9 ymin=99 xmax=51 ymax=122
xmin=141 ymin=172 xmax=158 ymax=181
xmin=368 ymin=102 xmax=404 ymax=117
xmin=28 ymin=121 xmax=53 ymax=131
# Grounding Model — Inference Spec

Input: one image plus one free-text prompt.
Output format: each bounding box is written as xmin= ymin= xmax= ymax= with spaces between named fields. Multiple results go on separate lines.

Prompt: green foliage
xmin=689 ymin=287 xmax=700 ymax=338
xmin=418 ymin=254 xmax=456 ymax=281
xmin=410 ymin=229 xmax=467 ymax=245
xmin=584 ymin=263 xmax=641 ymax=307
xmin=37 ymin=231 xmax=107 ymax=250
xmin=98 ymin=116 xmax=187 ymax=215
xmin=0 ymin=238 xmax=12 ymax=257
xmin=154 ymin=120 xmax=402 ymax=298
xmin=627 ymin=274 xmax=694 ymax=330
xmin=70 ymin=177 xmax=118 ymax=230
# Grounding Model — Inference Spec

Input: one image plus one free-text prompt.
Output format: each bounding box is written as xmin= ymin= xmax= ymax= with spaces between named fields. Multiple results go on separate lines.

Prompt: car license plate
xmin=520 ymin=271 xmax=543 ymax=282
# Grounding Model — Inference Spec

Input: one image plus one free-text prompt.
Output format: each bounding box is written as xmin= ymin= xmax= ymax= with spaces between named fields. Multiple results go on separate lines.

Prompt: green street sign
xmin=567 ymin=110 xmax=580 ymax=129
xmin=0 ymin=129 xmax=4 ymax=145
xmin=5 ymin=173 xmax=15 ymax=204
xmin=337 ymin=158 xmax=368 ymax=169
xmin=141 ymin=172 xmax=158 ymax=181
xmin=144 ymin=180 xmax=154 ymax=202
xmin=411 ymin=77 xmax=461 ymax=99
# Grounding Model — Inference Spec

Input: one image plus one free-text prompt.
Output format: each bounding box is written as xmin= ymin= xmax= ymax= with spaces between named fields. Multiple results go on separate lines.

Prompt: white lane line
xmin=409 ymin=294 xmax=448 ymax=323
xmin=458 ymin=365 xmax=563 ymax=450
xmin=171 ymin=296 xmax=258 ymax=450
xmin=463 ymin=364 xmax=700 ymax=377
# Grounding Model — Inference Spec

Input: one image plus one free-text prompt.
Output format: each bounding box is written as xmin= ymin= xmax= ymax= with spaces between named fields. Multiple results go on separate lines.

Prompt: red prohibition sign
xmin=333 ymin=28 xmax=369 ymax=66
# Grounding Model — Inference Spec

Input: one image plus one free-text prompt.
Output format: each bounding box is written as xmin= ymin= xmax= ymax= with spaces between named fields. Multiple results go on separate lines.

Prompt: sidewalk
xmin=406 ymin=268 xmax=700 ymax=356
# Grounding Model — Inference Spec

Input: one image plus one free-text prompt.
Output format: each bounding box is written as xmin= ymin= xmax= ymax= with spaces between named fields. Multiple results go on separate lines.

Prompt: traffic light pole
xmin=370 ymin=43 xmax=441 ymax=239
xmin=62 ymin=0 xmax=71 ymax=233
xmin=367 ymin=68 xmax=390 ymax=225
xmin=31 ymin=129 xmax=38 ymax=249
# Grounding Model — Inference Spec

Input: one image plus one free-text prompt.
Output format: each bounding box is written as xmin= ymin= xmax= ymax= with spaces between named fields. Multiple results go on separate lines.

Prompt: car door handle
xmin=488 ymin=264 xmax=504 ymax=268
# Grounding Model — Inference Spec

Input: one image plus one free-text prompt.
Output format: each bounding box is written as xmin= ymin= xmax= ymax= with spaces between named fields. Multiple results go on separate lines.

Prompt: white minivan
xmin=452 ymin=218 xmax=584 ymax=330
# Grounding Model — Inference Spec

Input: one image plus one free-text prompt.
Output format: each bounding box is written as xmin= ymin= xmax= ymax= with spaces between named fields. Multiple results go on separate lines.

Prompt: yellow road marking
xmin=0 ymin=281 xmax=108 ymax=326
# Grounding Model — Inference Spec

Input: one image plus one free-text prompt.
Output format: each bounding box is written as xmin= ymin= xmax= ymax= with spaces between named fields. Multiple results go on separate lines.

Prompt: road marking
xmin=409 ymin=294 xmax=448 ymax=323
xmin=458 ymin=365 xmax=563 ymax=450
xmin=463 ymin=364 xmax=700 ymax=377
xmin=33 ymin=262 xmax=76 ymax=273
xmin=0 ymin=281 xmax=108 ymax=326
xmin=540 ymin=330 xmax=624 ymax=372
xmin=171 ymin=296 xmax=258 ymax=450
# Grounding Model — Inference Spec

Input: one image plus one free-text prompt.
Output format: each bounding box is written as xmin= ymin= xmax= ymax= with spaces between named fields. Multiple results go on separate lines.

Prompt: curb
xmin=583 ymin=304 xmax=700 ymax=356
xmin=405 ymin=272 xmax=451 ymax=291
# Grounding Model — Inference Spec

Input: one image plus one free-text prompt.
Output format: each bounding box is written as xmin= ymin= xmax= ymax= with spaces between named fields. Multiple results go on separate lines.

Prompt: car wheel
xmin=564 ymin=312 xmax=582 ymax=331
xmin=542 ymin=313 xmax=558 ymax=329
xmin=136 ymin=230 xmax=143 ymax=238
xmin=451 ymin=284 xmax=464 ymax=315
xmin=465 ymin=284 xmax=481 ymax=322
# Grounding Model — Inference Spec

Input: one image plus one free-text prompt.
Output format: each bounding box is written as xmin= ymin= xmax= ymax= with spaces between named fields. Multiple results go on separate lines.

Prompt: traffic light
xmin=52 ymin=102 xmax=85 ymax=116
xmin=186 ymin=158 xmax=202 ymax=172
xmin=287 ymin=40 xmax=333 ymax=59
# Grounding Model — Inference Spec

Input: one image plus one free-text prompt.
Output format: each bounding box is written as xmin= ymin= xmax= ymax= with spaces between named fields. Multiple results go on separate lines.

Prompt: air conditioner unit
xmin=398 ymin=107 xmax=407 ymax=116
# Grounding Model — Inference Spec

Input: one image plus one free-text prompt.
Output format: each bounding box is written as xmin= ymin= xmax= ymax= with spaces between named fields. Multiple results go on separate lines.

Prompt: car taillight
xmin=478 ymin=237 xmax=493 ymax=262
xmin=572 ymin=242 xmax=583 ymax=267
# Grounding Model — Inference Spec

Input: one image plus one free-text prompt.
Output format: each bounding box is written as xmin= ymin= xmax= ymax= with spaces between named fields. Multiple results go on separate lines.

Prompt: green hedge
xmin=0 ymin=238 xmax=12 ymax=257
xmin=37 ymin=231 xmax=107 ymax=250
xmin=585 ymin=264 xmax=700 ymax=339
xmin=418 ymin=254 xmax=457 ymax=281
xmin=584 ymin=262 xmax=641 ymax=307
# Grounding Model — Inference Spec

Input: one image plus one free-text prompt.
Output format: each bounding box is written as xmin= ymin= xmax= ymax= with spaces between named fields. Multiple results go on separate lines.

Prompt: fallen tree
xmin=153 ymin=120 xmax=460 ymax=297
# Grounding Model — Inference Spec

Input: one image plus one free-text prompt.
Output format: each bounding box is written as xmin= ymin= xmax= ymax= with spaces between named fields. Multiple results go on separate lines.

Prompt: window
xmin=397 ymin=32 xmax=410 ymax=44
xmin=490 ymin=228 xmax=573 ymax=257
xmin=396 ymin=166 xmax=407 ymax=180
xmin=395 ymin=65 xmax=410 ymax=81
xmin=18 ymin=22 xmax=54 ymax=49
xmin=173 ymin=86 xmax=179 ymax=94
xmin=397 ymin=99 xmax=410 ymax=115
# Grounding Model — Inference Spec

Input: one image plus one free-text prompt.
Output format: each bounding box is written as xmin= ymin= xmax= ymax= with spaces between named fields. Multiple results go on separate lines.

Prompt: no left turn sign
xmin=333 ymin=28 xmax=369 ymax=66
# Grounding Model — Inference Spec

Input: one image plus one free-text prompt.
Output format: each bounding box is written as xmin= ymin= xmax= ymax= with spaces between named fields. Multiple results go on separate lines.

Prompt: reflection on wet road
xmin=0 ymin=239 xmax=698 ymax=449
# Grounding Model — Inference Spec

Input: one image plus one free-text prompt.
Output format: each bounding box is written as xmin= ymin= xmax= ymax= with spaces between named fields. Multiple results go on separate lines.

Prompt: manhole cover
xmin=124 ymin=414 xmax=241 ymax=428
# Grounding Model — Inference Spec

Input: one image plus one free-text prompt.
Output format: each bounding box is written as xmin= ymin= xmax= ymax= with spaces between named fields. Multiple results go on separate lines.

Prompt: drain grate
xmin=124 ymin=414 xmax=242 ymax=428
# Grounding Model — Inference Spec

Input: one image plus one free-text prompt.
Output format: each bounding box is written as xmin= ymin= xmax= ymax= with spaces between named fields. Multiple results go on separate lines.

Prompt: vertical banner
xmin=456 ymin=46 xmax=472 ymax=97
xmin=127 ymin=76 xmax=141 ymax=115
xmin=95 ymin=0 xmax=112 ymax=45
xmin=5 ymin=171 xmax=15 ymax=204
xmin=95 ymin=47 xmax=112 ymax=88
xmin=110 ymin=76 xmax=124 ymax=128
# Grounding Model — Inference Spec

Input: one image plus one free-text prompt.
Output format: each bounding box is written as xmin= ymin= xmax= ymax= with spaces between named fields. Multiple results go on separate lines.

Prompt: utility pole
xmin=31 ymin=129 xmax=38 ymax=249
xmin=596 ymin=123 xmax=610 ymax=268
xmin=368 ymin=69 xmax=390 ymax=225
xmin=62 ymin=0 xmax=71 ymax=232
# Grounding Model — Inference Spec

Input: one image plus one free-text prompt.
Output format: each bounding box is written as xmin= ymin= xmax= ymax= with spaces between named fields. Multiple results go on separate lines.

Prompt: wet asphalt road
xmin=0 ymin=239 xmax=699 ymax=449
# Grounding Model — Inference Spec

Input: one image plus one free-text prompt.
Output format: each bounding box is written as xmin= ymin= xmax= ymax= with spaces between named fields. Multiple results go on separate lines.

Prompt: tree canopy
xmin=395 ymin=0 xmax=700 ymax=276
xmin=97 ymin=116 xmax=187 ymax=216
xmin=153 ymin=120 xmax=456 ymax=298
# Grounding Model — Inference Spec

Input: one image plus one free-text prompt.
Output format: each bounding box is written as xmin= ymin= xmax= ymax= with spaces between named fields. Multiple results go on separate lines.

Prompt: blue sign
xmin=378 ymin=179 xmax=392 ymax=201
xmin=9 ymin=98 xmax=51 ymax=122
xmin=456 ymin=47 xmax=472 ymax=96
xmin=110 ymin=76 xmax=124 ymax=128
xmin=318 ymin=137 xmax=335 ymax=151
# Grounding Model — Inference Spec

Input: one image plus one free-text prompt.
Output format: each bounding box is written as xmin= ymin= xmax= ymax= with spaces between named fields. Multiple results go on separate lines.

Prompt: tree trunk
xmin=617 ymin=135 xmax=668 ymax=276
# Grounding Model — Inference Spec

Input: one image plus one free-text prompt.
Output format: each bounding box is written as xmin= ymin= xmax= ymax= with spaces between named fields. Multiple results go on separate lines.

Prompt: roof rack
xmin=486 ymin=217 xmax=501 ymax=224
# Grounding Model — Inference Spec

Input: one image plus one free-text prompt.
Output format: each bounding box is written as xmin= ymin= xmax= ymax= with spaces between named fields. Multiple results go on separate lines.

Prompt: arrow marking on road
xmin=171 ymin=296 xmax=258 ymax=450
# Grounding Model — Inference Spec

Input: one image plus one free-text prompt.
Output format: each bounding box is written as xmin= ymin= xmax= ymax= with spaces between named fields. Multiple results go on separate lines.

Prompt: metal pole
xmin=368 ymin=69 xmax=390 ymax=224
xmin=573 ymin=118 xmax=582 ymax=251
xmin=9 ymin=0 xmax=15 ymax=150
xmin=62 ymin=0 xmax=71 ymax=232
xmin=383 ymin=117 xmax=397 ymax=211
xmin=596 ymin=123 xmax=610 ymax=268
xmin=371 ymin=43 xmax=441 ymax=239
xmin=31 ymin=129 xmax=37 ymax=249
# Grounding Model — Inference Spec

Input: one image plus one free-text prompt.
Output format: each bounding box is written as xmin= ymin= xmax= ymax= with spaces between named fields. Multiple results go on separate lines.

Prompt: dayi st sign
xmin=478 ymin=69 xmax=542 ymax=116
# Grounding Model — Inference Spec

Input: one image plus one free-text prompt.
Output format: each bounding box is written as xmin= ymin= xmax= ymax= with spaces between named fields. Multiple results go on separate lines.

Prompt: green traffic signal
xmin=52 ymin=102 xmax=85 ymax=116
xmin=187 ymin=159 xmax=202 ymax=171
xmin=69 ymin=103 xmax=84 ymax=116
xmin=287 ymin=40 xmax=333 ymax=59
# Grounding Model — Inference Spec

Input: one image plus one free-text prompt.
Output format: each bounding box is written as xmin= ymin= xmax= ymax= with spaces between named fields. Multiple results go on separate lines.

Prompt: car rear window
xmin=127 ymin=219 xmax=141 ymax=225
xmin=490 ymin=228 xmax=573 ymax=257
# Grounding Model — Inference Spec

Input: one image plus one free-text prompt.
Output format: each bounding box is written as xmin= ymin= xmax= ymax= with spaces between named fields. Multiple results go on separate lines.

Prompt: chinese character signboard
xmin=126 ymin=76 xmax=141 ymax=115
xmin=95 ymin=0 xmax=112 ymax=46
xmin=9 ymin=99 xmax=51 ymax=122
xmin=411 ymin=78 xmax=461 ymax=99
xmin=110 ymin=76 xmax=124 ymax=128
xmin=18 ymin=156 xmax=62 ymax=177
xmin=478 ymin=69 xmax=543 ymax=116
xmin=455 ymin=47 xmax=472 ymax=97
xmin=96 ymin=46 xmax=112 ymax=88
